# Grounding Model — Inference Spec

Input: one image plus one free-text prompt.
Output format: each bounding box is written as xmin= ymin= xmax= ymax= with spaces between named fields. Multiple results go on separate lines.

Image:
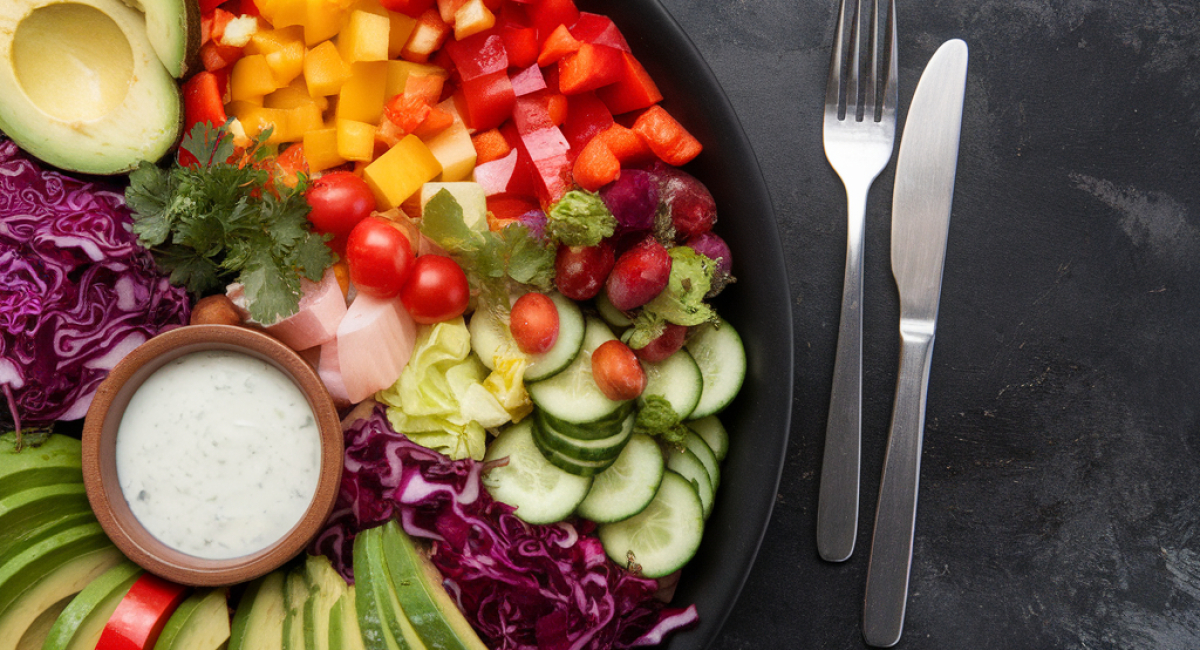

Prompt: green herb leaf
xmin=546 ymin=190 xmax=616 ymax=247
xmin=124 ymin=122 xmax=333 ymax=323
xmin=633 ymin=394 xmax=690 ymax=446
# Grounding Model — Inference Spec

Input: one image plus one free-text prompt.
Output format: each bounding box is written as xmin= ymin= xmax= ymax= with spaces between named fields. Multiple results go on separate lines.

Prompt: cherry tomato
xmin=400 ymin=255 xmax=470 ymax=324
xmin=591 ymin=340 xmax=646 ymax=401
xmin=305 ymin=171 xmax=376 ymax=239
xmin=510 ymin=292 xmax=560 ymax=354
xmin=345 ymin=216 xmax=415 ymax=298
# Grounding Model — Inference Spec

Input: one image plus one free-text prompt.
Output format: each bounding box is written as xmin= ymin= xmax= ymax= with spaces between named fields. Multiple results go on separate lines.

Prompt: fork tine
xmin=847 ymin=0 xmax=863 ymax=120
xmin=863 ymin=0 xmax=879 ymax=121
xmin=881 ymin=0 xmax=899 ymax=120
xmin=826 ymin=0 xmax=850 ymax=114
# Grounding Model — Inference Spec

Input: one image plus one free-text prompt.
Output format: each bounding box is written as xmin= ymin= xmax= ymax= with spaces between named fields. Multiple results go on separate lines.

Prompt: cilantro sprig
xmin=125 ymin=123 xmax=333 ymax=324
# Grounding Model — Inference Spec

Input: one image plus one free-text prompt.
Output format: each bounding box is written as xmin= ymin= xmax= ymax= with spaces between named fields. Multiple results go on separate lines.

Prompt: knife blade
xmin=862 ymin=38 xmax=968 ymax=648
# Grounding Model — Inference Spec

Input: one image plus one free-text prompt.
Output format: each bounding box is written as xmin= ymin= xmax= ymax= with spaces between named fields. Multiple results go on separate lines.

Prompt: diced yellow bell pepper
xmin=337 ymin=10 xmax=390 ymax=63
xmin=363 ymin=135 xmax=443 ymax=210
xmin=304 ymin=41 xmax=352 ymax=97
xmin=423 ymin=98 xmax=475 ymax=182
xmin=230 ymin=54 xmax=278 ymax=103
xmin=262 ymin=0 xmax=307 ymax=29
xmin=453 ymin=0 xmax=495 ymax=41
xmin=336 ymin=118 xmax=378 ymax=162
xmin=228 ymin=101 xmax=292 ymax=143
xmin=303 ymin=128 xmax=347 ymax=172
xmin=336 ymin=61 xmax=388 ymax=124
xmin=288 ymin=103 xmax=325 ymax=138
xmin=264 ymin=77 xmax=329 ymax=111
xmin=266 ymin=40 xmax=307 ymax=88
xmin=245 ymin=25 xmax=305 ymax=56
xmin=304 ymin=0 xmax=352 ymax=46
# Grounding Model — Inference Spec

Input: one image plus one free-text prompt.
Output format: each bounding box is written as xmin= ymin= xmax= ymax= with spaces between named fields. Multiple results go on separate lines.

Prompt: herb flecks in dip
xmin=115 ymin=349 xmax=321 ymax=560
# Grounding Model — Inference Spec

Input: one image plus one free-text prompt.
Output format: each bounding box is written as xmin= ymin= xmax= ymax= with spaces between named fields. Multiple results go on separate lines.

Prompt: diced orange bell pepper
xmin=597 ymin=122 xmax=655 ymax=166
xmin=557 ymin=42 xmax=624 ymax=95
xmin=631 ymin=104 xmax=703 ymax=166
xmin=572 ymin=136 xmax=620 ymax=191
xmin=384 ymin=93 xmax=433 ymax=134
xmin=537 ymin=24 xmax=581 ymax=67
xmin=412 ymin=105 xmax=455 ymax=139
xmin=471 ymin=128 xmax=511 ymax=164
xmin=596 ymin=51 xmax=663 ymax=115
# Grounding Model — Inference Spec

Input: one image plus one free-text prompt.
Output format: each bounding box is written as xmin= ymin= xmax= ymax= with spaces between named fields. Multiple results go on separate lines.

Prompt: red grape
xmin=633 ymin=322 xmax=688 ymax=362
xmin=651 ymin=163 xmax=717 ymax=240
xmin=605 ymin=237 xmax=672 ymax=311
xmin=555 ymin=241 xmax=615 ymax=301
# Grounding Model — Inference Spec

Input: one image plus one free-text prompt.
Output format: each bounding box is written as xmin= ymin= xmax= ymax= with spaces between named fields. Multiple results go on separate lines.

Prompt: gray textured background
xmin=655 ymin=0 xmax=1200 ymax=647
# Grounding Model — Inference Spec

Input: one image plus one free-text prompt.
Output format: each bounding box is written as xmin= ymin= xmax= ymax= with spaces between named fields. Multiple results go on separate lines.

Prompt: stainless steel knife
xmin=862 ymin=38 xmax=969 ymax=648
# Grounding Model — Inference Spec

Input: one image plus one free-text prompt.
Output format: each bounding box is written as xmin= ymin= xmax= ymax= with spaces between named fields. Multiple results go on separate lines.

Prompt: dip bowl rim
xmin=82 ymin=324 xmax=343 ymax=587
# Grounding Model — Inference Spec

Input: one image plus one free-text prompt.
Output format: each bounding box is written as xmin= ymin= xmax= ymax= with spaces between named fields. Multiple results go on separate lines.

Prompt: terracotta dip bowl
xmin=82 ymin=324 xmax=343 ymax=587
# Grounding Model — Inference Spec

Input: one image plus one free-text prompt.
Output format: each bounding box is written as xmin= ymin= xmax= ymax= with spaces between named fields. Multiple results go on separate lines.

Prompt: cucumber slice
xmin=537 ymin=402 xmax=633 ymax=441
xmin=680 ymin=429 xmax=720 ymax=490
xmin=665 ymin=446 xmax=714 ymax=520
xmin=483 ymin=420 xmax=593 ymax=523
xmin=576 ymin=434 xmax=665 ymax=523
xmin=534 ymin=411 xmax=634 ymax=463
xmin=534 ymin=438 xmax=616 ymax=478
xmin=527 ymin=317 xmax=629 ymax=424
xmin=686 ymin=318 xmax=746 ymax=418
xmin=469 ymin=292 xmax=585 ymax=382
xmin=597 ymin=471 xmax=704 ymax=578
xmin=595 ymin=290 xmax=632 ymax=328
xmin=686 ymin=415 xmax=729 ymax=462
xmin=638 ymin=348 xmax=703 ymax=420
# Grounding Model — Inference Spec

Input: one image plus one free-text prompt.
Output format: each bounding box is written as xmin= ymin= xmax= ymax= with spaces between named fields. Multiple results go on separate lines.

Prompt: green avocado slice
xmin=0 ymin=0 xmax=182 ymax=174
xmin=0 ymin=433 xmax=82 ymax=496
xmin=41 ymin=561 xmax=142 ymax=650
xmin=155 ymin=588 xmax=231 ymax=650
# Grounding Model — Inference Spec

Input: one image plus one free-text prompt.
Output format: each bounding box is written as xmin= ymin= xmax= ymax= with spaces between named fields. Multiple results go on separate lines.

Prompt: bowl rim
xmin=81 ymin=324 xmax=343 ymax=587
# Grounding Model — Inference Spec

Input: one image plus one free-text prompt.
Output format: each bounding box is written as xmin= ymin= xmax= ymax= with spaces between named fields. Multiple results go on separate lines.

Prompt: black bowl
xmin=576 ymin=1 xmax=796 ymax=647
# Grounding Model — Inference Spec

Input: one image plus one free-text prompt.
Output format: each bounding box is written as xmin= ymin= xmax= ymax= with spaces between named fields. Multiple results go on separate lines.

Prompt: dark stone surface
xmin=655 ymin=0 xmax=1200 ymax=647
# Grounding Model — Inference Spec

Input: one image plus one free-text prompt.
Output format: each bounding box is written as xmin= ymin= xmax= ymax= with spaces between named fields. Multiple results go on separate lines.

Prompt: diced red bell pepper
xmin=510 ymin=64 xmax=547 ymax=96
xmin=230 ymin=0 xmax=261 ymax=18
xmin=557 ymin=43 xmax=624 ymax=95
xmin=560 ymin=91 xmax=613 ymax=157
xmin=631 ymin=104 xmax=703 ymax=166
xmin=473 ymin=149 xmax=519 ymax=196
xmin=380 ymin=0 xmax=436 ymax=18
xmin=596 ymin=51 xmax=663 ymax=115
xmin=182 ymin=70 xmax=228 ymax=131
xmin=486 ymin=193 xmax=543 ymax=230
xmin=457 ymin=70 xmax=516 ymax=131
xmin=199 ymin=40 xmax=243 ymax=71
xmin=209 ymin=8 xmax=237 ymax=44
xmin=510 ymin=95 xmax=572 ymax=202
xmin=96 ymin=574 xmax=188 ymax=650
xmin=500 ymin=24 xmax=539 ymax=69
xmin=569 ymin=12 xmax=630 ymax=51
xmin=527 ymin=0 xmax=580 ymax=46
xmin=199 ymin=0 xmax=223 ymax=13
xmin=499 ymin=121 xmax=540 ymax=197
xmin=537 ymin=24 xmax=581 ymax=67
xmin=444 ymin=32 xmax=509 ymax=81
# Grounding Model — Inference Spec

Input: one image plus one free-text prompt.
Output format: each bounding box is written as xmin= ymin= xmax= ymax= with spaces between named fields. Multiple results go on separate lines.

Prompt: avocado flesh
xmin=378 ymin=521 xmax=487 ymax=650
xmin=0 ymin=433 xmax=82 ymax=496
xmin=303 ymin=554 xmax=349 ymax=650
xmin=0 ymin=484 xmax=92 ymax=565
xmin=120 ymin=0 xmax=201 ymax=78
xmin=155 ymin=588 xmax=231 ymax=650
xmin=41 ymin=561 xmax=142 ymax=650
xmin=0 ymin=0 xmax=181 ymax=174
xmin=229 ymin=571 xmax=287 ymax=650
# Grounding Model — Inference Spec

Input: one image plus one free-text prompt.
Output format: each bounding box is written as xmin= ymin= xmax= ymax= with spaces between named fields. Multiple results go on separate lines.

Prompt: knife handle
xmin=816 ymin=186 xmax=868 ymax=563
xmin=863 ymin=322 xmax=935 ymax=647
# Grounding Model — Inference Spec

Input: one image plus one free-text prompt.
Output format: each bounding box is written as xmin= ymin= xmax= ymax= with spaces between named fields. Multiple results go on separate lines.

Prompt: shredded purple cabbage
xmin=311 ymin=405 xmax=699 ymax=650
xmin=0 ymin=140 xmax=191 ymax=424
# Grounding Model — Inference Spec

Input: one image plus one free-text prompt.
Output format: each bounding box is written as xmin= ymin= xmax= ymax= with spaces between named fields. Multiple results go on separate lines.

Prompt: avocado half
xmin=0 ymin=0 xmax=184 ymax=175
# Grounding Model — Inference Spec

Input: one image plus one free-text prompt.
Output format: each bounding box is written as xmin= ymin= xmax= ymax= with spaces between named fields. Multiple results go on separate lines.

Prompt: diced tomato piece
xmin=444 ymin=32 xmax=508 ymax=81
xmin=385 ymin=94 xmax=433 ymax=134
xmin=557 ymin=42 xmax=624 ymax=95
xmin=527 ymin=0 xmax=580 ymax=45
xmin=500 ymin=24 xmax=539 ymax=69
xmin=182 ymin=70 xmax=228 ymax=131
xmin=275 ymin=143 xmax=308 ymax=187
xmin=596 ymin=51 xmax=664 ymax=115
xmin=631 ymin=104 xmax=703 ymax=166
xmin=537 ymin=23 xmax=581 ymax=67
xmin=457 ymin=70 xmax=515 ymax=131
xmin=472 ymin=128 xmax=512 ymax=164
xmin=381 ymin=0 xmax=436 ymax=18
xmin=568 ymin=12 xmax=630 ymax=51
xmin=560 ymin=91 xmax=613 ymax=157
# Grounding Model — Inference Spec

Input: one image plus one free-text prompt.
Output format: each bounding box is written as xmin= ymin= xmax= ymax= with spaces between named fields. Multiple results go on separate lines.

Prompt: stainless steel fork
xmin=816 ymin=0 xmax=898 ymax=563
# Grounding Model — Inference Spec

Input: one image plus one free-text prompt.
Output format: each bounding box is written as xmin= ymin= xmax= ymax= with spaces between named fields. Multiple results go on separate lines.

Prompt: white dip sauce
xmin=116 ymin=349 xmax=321 ymax=560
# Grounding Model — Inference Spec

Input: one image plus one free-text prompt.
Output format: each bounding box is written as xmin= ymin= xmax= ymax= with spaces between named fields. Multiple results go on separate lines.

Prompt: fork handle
xmin=816 ymin=183 xmax=869 ymax=563
xmin=862 ymin=323 xmax=935 ymax=647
